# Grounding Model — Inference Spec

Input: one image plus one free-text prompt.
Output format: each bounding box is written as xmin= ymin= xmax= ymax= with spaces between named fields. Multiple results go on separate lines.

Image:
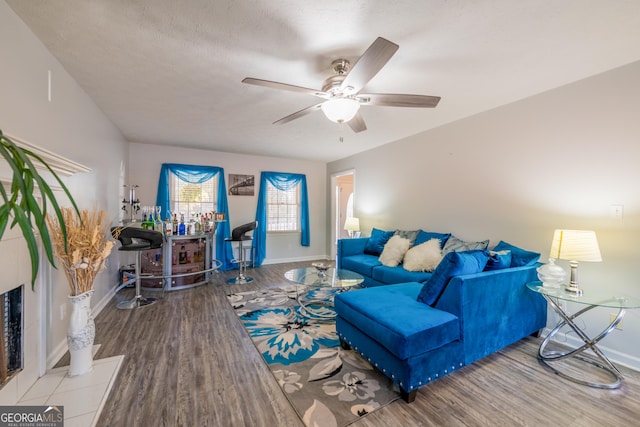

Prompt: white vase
xmin=67 ymin=290 xmax=95 ymax=376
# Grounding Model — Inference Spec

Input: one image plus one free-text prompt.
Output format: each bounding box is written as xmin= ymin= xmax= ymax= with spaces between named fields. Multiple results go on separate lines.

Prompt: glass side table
xmin=527 ymin=281 xmax=640 ymax=388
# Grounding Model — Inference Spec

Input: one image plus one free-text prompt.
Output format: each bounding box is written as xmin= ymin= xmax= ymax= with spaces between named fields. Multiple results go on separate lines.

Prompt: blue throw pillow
xmin=413 ymin=230 xmax=451 ymax=248
xmin=484 ymin=250 xmax=512 ymax=271
xmin=364 ymin=228 xmax=394 ymax=256
xmin=417 ymin=250 xmax=489 ymax=306
xmin=493 ymin=241 xmax=540 ymax=267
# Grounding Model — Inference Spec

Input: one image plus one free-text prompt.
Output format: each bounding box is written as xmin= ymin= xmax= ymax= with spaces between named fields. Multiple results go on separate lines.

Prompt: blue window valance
xmin=254 ymin=171 xmax=310 ymax=266
xmin=155 ymin=163 xmax=233 ymax=270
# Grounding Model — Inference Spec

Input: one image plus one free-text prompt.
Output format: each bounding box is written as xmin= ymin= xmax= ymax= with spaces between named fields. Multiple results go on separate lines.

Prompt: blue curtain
xmin=254 ymin=171 xmax=309 ymax=266
xmin=155 ymin=163 xmax=233 ymax=270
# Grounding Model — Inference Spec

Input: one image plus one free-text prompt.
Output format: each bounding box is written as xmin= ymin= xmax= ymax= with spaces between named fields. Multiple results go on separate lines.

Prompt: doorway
xmin=330 ymin=170 xmax=355 ymax=259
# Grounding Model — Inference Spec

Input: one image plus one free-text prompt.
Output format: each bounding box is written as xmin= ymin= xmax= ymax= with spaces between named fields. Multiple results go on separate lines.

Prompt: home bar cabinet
xmin=140 ymin=232 xmax=218 ymax=291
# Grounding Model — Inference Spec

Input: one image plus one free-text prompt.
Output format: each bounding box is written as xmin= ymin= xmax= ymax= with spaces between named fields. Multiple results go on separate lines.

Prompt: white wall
xmin=328 ymin=60 xmax=640 ymax=369
xmin=0 ymin=1 xmax=128 ymax=402
xmin=128 ymin=143 xmax=327 ymax=264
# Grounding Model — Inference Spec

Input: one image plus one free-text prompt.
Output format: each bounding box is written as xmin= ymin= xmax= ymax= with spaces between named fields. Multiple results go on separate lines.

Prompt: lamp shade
xmin=321 ymin=98 xmax=360 ymax=123
xmin=549 ymin=229 xmax=602 ymax=262
xmin=343 ymin=217 xmax=360 ymax=232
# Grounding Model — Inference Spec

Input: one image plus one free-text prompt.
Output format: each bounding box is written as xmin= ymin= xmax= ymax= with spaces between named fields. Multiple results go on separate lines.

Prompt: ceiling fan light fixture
xmin=321 ymin=98 xmax=360 ymax=123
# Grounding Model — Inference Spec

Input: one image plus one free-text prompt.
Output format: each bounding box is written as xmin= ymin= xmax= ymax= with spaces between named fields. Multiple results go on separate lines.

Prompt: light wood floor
xmin=82 ymin=261 xmax=640 ymax=426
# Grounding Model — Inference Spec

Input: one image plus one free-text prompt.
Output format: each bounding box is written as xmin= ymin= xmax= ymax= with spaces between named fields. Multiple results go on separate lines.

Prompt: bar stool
xmin=226 ymin=221 xmax=257 ymax=284
xmin=111 ymin=226 xmax=163 ymax=309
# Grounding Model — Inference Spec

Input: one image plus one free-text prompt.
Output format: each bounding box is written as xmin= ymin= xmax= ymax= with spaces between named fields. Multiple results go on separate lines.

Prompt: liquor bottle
xmin=179 ymin=214 xmax=186 ymax=235
xmin=165 ymin=217 xmax=172 ymax=236
xmin=173 ymin=213 xmax=179 ymax=235
xmin=205 ymin=212 xmax=212 ymax=233
xmin=178 ymin=245 xmax=187 ymax=264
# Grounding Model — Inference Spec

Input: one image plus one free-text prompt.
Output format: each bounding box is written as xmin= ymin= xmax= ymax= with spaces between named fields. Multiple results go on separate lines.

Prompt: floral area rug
xmin=226 ymin=285 xmax=399 ymax=427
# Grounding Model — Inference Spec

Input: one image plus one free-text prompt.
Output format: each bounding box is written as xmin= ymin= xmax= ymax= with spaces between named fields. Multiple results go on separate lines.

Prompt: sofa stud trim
xmin=338 ymin=331 xmax=462 ymax=402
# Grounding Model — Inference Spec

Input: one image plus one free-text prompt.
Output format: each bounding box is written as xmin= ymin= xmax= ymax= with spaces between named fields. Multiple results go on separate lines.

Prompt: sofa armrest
xmin=434 ymin=264 xmax=546 ymax=364
xmin=337 ymin=237 xmax=368 ymax=268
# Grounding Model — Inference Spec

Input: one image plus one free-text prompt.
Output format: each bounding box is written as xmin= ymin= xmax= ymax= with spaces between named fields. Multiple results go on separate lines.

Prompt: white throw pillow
xmin=403 ymin=238 xmax=443 ymax=272
xmin=378 ymin=235 xmax=412 ymax=267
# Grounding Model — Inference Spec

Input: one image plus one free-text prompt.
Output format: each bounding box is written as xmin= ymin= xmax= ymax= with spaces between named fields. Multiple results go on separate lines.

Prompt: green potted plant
xmin=0 ymin=129 xmax=80 ymax=289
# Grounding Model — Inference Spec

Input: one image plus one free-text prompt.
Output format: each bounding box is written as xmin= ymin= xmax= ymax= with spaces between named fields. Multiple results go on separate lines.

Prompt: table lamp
xmin=344 ymin=217 xmax=360 ymax=238
xmin=549 ymin=229 xmax=602 ymax=296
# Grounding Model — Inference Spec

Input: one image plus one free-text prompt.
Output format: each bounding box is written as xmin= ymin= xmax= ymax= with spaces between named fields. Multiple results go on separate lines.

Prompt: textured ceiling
xmin=8 ymin=0 xmax=640 ymax=162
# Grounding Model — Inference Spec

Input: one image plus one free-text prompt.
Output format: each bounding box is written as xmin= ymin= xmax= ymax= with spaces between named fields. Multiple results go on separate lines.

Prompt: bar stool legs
xmin=117 ymin=250 xmax=157 ymax=309
xmin=227 ymin=239 xmax=254 ymax=284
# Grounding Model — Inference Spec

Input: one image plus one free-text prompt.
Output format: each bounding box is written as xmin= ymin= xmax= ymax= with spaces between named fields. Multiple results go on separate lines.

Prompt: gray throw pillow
xmin=442 ymin=235 xmax=489 ymax=254
xmin=394 ymin=229 xmax=420 ymax=245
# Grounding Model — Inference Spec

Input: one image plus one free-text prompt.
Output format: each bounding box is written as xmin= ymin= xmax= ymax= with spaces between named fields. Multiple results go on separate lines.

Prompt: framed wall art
xmin=228 ymin=174 xmax=255 ymax=196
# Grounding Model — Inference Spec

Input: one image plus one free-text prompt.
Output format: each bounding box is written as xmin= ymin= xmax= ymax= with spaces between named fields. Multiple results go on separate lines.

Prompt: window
xmin=254 ymin=171 xmax=309 ymax=266
xmin=266 ymin=182 xmax=299 ymax=232
xmin=170 ymin=173 xmax=217 ymax=221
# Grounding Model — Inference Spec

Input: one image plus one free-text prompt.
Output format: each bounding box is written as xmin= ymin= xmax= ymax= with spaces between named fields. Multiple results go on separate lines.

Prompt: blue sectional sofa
xmin=334 ymin=233 xmax=547 ymax=402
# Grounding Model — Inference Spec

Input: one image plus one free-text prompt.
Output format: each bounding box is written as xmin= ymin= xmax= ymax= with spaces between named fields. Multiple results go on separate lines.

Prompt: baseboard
xmin=543 ymin=326 xmax=640 ymax=372
xmin=92 ymin=287 xmax=116 ymax=318
xmin=47 ymin=340 xmax=67 ymax=370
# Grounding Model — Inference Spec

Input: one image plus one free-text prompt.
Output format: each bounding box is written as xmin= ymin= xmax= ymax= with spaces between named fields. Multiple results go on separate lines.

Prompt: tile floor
xmin=17 ymin=355 xmax=123 ymax=427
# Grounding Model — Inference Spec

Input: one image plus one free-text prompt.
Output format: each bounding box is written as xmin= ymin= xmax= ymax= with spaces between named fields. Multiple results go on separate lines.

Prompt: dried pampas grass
xmin=47 ymin=208 xmax=115 ymax=296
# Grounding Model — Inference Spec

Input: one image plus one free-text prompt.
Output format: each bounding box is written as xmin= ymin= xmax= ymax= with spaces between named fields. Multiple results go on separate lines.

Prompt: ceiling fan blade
xmin=340 ymin=37 xmax=399 ymax=94
xmin=359 ymin=93 xmax=441 ymax=108
xmin=347 ymin=111 xmax=367 ymax=133
xmin=242 ymin=77 xmax=327 ymax=98
xmin=273 ymin=103 xmax=324 ymax=125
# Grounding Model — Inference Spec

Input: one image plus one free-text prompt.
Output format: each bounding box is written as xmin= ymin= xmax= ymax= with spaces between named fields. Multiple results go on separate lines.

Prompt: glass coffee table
xmin=284 ymin=266 xmax=364 ymax=319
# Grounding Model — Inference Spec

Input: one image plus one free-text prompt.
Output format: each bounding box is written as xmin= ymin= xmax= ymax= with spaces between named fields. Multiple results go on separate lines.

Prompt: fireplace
xmin=0 ymin=134 xmax=90 ymax=403
xmin=0 ymin=285 xmax=23 ymax=387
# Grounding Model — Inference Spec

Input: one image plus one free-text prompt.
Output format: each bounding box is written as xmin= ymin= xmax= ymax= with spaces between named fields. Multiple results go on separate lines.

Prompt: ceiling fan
xmin=242 ymin=37 xmax=441 ymax=133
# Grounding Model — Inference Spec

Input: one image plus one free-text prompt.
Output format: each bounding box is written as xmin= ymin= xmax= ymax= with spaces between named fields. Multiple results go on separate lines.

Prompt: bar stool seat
xmin=226 ymin=221 xmax=257 ymax=284
xmin=111 ymin=226 xmax=163 ymax=309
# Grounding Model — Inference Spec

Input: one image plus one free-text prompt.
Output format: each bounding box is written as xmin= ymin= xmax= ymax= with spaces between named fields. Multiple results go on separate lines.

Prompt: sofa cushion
xmin=493 ymin=241 xmax=540 ymax=267
xmin=379 ymin=235 xmax=412 ymax=267
xmin=484 ymin=250 xmax=512 ymax=271
xmin=414 ymin=230 xmax=451 ymax=248
xmin=340 ymin=254 xmax=381 ymax=277
xmin=364 ymin=228 xmax=394 ymax=256
xmin=442 ymin=235 xmax=489 ymax=254
xmin=403 ymin=238 xmax=443 ymax=272
xmin=334 ymin=282 xmax=460 ymax=360
xmin=372 ymin=265 xmax=433 ymax=284
xmin=417 ymin=250 xmax=489 ymax=306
